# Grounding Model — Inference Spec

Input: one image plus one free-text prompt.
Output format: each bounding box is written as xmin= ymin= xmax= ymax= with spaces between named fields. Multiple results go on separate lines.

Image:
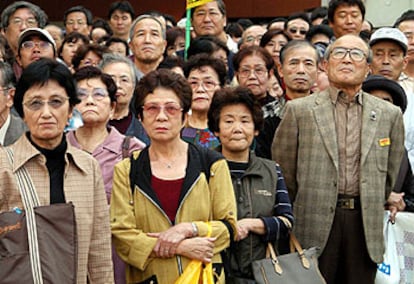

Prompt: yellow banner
xmin=186 ymin=0 xmax=213 ymax=9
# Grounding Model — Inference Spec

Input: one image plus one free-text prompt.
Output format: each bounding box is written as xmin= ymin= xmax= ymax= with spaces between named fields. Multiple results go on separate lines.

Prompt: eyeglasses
xmin=66 ymin=20 xmax=86 ymax=26
xmin=0 ymin=87 xmax=10 ymax=95
xmin=245 ymin=35 xmax=263 ymax=43
xmin=10 ymin=17 xmax=37 ymax=27
xmin=77 ymin=88 xmax=109 ymax=101
xmin=188 ymin=80 xmax=218 ymax=91
xmin=23 ymin=96 xmax=69 ymax=111
xmin=142 ymin=102 xmax=183 ymax=117
xmin=238 ymin=67 xmax=268 ymax=78
xmin=330 ymin=47 xmax=367 ymax=62
xmin=288 ymin=28 xmax=308 ymax=35
xmin=21 ymin=41 xmax=52 ymax=51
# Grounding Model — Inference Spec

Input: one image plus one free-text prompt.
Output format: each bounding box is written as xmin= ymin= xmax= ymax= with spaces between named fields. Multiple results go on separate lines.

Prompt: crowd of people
xmin=0 ymin=0 xmax=413 ymax=283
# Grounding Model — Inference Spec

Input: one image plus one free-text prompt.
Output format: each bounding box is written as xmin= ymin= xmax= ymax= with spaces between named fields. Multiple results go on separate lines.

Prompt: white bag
xmin=375 ymin=211 xmax=414 ymax=284
xmin=375 ymin=211 xmax=400 ymax=284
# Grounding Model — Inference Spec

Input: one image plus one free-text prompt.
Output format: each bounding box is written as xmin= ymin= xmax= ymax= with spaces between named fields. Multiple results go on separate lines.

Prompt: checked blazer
xmin=272 ymin=87 xmax=405 ymax=263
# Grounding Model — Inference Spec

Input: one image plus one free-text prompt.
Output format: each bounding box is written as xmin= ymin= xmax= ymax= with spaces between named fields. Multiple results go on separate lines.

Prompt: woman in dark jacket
xmin=208 ymin=86 xmax=294 ymax=281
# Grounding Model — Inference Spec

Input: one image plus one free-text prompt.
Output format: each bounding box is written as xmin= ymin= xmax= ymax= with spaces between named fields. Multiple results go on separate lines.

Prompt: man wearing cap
xmin=0 ymin=1 xmax=48 ymax=57
xmin=362 ymin=75 xmax=414 ymax=214
xmin=369 ymin=27 xmax=414 ymax=171
xmin=16 ymin=28 xmax=56 ymax=74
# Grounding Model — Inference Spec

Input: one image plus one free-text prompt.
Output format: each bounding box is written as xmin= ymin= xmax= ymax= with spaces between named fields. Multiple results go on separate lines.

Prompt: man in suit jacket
xmin=0 ymin=61 xmax=26 ymax=146
xmin=272 ymin=34 xmax=405 ymax=284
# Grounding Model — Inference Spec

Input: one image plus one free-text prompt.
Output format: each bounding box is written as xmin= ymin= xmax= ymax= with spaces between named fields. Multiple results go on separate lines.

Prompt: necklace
xmin=162 ymin=158 xmax=176 ymax=169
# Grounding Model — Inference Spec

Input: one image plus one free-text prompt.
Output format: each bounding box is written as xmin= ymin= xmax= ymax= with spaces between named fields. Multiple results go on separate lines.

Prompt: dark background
xmin=0 ymin=0 xmax=321 ymax=24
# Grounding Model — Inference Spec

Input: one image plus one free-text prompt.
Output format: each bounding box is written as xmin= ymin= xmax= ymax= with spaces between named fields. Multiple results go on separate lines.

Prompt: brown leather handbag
xmin=0 ymin=148 xmax=77 ymax=284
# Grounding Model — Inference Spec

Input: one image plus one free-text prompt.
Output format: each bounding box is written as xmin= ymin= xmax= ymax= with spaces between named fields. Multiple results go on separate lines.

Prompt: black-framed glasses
xmin=330 ymin=47 xmax=367 ymax=62
xmin=288 ymin=28 xmax=308 ymax=35
xmin=142 ymin=102 xmax=183 ymax=117
xmin=23 ymin=96 xmax=69 ymax=111
xmin=77 ymin=88 xmax=109 ymax=101
xmin=21 ymin=41 xmax=52 ymax=51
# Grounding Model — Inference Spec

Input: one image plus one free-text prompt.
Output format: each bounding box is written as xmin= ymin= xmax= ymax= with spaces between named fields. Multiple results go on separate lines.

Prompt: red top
xmin=152 ymin=175 xmax=184 ymax=222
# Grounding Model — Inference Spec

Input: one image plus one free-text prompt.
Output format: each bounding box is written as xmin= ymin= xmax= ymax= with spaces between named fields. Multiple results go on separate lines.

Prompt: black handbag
xmin=252 ymin=233 xmax=326 ymax=284
xmin=0 ymin=148 xmax=78 ymax=284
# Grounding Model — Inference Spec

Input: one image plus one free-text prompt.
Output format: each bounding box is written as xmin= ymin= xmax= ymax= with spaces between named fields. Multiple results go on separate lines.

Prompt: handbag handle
xmin=264 ymin=232 xmax=311 ymax=275
xmin=5 ymin=148 xmax=44 ymax=284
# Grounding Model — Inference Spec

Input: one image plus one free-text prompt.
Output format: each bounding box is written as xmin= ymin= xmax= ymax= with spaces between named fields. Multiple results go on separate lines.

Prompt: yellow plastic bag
xmin=175 ymin=223 xmax=214 ymax=284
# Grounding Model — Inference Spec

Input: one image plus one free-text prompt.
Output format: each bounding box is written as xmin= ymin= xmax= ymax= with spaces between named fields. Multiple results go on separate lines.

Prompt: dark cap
xmin=362 ymin=75 xmax=407 ymax=113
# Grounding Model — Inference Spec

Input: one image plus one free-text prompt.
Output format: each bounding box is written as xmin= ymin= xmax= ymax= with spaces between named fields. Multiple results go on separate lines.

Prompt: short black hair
xmin=108 ymin=1 xmax=135 ymax=20
xmin=104 ymin=37 xmax=129 ymax=56
xmin=14 ymin=58 xmax=80 ymax=118
xmin=267 ymin=17 xmax=287 ymax=30
xmin=328 ymin=0 xmax=365 ymax=23
xmin=394 ymin=10 xmax=414 ymax=28
xmin=208 ymin=86 xmax=264 ymax=133
xmin=187 ymin=36 xmax=229 ymax=59
xmin=58 ymin=32 xmax=89 ymax=60
xmin=72 ymin=43 xmax=108 ymax=71
xmin=310 ymin=7 xmax=328 ymax=23
xmin=73 ymin=66 xmax=117 ymax=102
xmin=184 ymin=53 xmax=227 ymax=87
xmin=64 ymin=5 xmax=93 ymax=26
xmin=305 ymin=24 xmax=334 ymax=42
xmin=284 ymin=12 xmax=311 ymax=30
xmin=260 ymin=29 xmax=290 ymax=47
xmin=157 ymin=56 xmax=184 ymax=71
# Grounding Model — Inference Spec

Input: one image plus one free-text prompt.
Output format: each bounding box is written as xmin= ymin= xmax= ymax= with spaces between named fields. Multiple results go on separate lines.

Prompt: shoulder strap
xmin=129 ymin=152 xmax=139 ymax=194
xmin=5 ymin=148 xmax=44 ymax=284
xmin=122 ymin=136 xmax=132 ymax=159
xmin=193 ymin=144 xmax=222 ymax=182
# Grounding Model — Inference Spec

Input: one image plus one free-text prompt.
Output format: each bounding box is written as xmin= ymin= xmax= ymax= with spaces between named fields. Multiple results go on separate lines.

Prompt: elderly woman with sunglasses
xmin=0 ymin=59 xmax=114 ymax=283
xmin=110 ymin=69 xmax=237 ymax=284
xmin=66 ymin=66 xmax=145 ymax=284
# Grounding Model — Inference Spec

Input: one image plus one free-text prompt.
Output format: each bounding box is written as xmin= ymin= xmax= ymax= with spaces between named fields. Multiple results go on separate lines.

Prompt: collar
xmin=9 ymin=133 xmax=89 ymax=175
xmin=328 ymin=86 xmax=363 ymax=105
xmin=0 ymin=113 xmax=11 ymax=145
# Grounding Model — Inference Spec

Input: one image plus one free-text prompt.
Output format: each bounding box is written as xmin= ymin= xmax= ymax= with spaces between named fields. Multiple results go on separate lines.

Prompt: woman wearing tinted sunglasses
xmin=67 ymin=66 xmax=145 ymax=283
xmin=110 ymin=69 xmax=237 ymax=284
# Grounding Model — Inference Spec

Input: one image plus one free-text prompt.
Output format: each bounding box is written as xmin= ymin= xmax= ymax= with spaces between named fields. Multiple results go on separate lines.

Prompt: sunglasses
xmin=288 ymin=28 xmax=308 ymax=35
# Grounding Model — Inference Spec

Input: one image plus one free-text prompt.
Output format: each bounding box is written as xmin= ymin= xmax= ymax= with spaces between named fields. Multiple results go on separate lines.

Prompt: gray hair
xmin=99 ymin=53 xmax=137 ymax=87
xmin=129 ymin=14 xmax=166 ymax=42
xmin=1 ymin=1 xmax=48 ymax=29
xmin=0 ymin=61 xmax=16 ymax=89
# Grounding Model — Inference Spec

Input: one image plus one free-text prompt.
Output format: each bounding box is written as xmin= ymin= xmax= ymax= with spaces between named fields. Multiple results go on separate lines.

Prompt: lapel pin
xmin=370 ymin=111 xmax=376 ymax=121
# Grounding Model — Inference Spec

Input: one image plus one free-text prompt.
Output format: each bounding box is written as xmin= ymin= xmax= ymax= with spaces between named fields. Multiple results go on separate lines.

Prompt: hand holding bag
xmin=0 ymin=148 xmax=77 ymax=284
xmin=252 ymin=233 xmax=326 ymax=284
xmin=174 ymin=223 xmax=214 ymax=284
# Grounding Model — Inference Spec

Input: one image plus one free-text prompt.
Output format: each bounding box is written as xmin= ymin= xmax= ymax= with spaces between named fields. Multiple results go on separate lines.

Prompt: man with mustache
xmin=272 ymin=34 xmax=405 ymax=284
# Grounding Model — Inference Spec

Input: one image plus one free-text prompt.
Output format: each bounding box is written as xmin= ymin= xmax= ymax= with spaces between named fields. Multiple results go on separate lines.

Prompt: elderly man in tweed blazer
xmin=272 ymin=34 xmax=405 ymax=284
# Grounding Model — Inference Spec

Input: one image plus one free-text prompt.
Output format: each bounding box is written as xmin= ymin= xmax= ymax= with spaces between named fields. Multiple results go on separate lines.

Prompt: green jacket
xmin=110 ymin=144 xmax=237 ymax=284
xmin=228 ymin=153 xmax=293 ymax=278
